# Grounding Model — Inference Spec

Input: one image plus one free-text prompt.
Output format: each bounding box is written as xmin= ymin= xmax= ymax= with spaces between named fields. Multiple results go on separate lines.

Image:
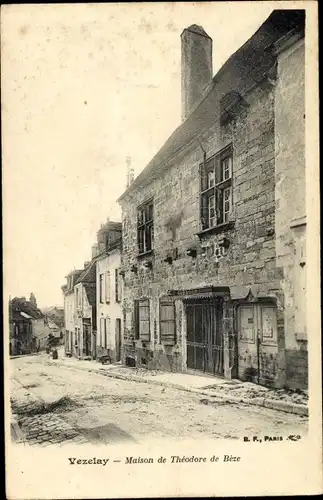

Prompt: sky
xmin=3 ymin=2 xmax=274 ymax=308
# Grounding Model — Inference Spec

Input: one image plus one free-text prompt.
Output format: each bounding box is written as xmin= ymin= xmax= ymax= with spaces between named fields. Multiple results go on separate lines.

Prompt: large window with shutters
xmin=159 ymin=301 xmax=176 ymax=345
xmin=137 ymin=200 xmax=154 ymax=255
xmin=134 ymin=299 xmax=150 ymax=342
xmin=200 ymin=145 xmax=233 ymax=230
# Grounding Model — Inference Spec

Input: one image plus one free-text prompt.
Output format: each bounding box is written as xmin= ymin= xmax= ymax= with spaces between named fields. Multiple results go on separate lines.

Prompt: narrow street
xmin=10 ymin=354 xmax=308 ymax=447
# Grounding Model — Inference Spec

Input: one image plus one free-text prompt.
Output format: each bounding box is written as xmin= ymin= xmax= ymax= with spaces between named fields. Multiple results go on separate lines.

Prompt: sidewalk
xmin=45 ymin=353 xmax=308 ymax=417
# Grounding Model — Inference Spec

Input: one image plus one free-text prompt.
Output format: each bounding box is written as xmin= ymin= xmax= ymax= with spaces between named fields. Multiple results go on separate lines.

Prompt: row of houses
xmin=62 ymin=10 xmax=307 ymax=389
xmin=9 ymin=296 xmax=63 ymax=355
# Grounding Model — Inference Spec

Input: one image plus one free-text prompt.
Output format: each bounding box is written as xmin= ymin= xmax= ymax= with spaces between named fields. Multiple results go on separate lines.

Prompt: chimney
xmin=91 ymin=243 xmax=98 ymax=259
xmin=181 ymin=25 xmax=213 ymax=122
xmin=126 ymin=156 xmax=135 ymax=188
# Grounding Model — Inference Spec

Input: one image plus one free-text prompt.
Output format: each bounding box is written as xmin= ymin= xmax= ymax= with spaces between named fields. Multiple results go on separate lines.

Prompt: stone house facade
xmin=118 ymin=10 xmax=306 ymax=388
xmin=95 ymin=221 xmax=123 ymax=362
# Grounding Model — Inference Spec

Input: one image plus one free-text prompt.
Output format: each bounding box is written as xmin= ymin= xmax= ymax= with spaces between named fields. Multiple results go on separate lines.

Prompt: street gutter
xmin=44 ymin=360 xmax=308 ymax=417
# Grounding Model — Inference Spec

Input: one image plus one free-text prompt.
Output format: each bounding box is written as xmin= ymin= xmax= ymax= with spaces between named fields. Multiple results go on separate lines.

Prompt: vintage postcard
xmin=2 ymin=1 xmax=321 ymax=498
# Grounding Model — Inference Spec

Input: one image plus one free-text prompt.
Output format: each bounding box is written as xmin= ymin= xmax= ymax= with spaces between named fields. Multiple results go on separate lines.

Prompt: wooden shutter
xmin=105 ymin=271 xmax=110 ymax=302
xmin=115 ymin=269 xmax=119 ymax=302
xmin=160 ymin=301 xmax=176 ymax=345
xmin=134 ymin=300 xmax=140 ymax=339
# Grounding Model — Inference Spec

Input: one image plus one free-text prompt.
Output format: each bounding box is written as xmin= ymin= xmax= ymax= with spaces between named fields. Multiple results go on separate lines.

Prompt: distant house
xmin=9 ymin=297 xmax=51 ymax=354
xmin=74 ymin=260 xmax=97 ymax=359
xmin=94 ymin=220 xmax=123 ymax=362
xmin=9 ymin=304 xmax=33 ymax=355
xmin=61 ymin=269 xmax=83 ymax=356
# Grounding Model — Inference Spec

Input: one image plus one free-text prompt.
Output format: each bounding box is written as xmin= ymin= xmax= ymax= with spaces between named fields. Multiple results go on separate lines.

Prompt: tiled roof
xmin=118 ymin=9 xmax=305 ymax=200
xmin=75 ymin=260 xmax=96 ymax=285
xmin=84 ymin=284 xmax=96 ymax=308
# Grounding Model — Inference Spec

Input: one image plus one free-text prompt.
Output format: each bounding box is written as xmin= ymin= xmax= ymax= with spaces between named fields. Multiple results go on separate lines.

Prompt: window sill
xmin=137 ymin=249 xmax=154 ymax=260
xmin=196 ymin=221 xmax=235 ymax=239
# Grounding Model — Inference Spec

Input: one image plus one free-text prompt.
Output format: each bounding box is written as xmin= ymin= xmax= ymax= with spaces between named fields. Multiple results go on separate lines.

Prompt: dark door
xmin=83 ymin=323 xmax=91 ymax=356
xmin=186 ymin=299 xmax=224 ymax=375
xmin=115 ymin=318 xmax=122 ymax=362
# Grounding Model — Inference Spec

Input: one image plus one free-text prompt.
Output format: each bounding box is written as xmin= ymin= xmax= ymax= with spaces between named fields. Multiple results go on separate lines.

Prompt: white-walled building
xmin=95 ymin=221 xmax=123 ymax=362
xmin=62 ymin=269 xmax=82 ymax=356
xmin=74 ymin=260 xmax=97 ymax=359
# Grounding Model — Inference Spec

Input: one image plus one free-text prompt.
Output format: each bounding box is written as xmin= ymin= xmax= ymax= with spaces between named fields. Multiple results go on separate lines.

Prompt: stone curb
xmin=45 ymin=359 xmax=308 ymax=417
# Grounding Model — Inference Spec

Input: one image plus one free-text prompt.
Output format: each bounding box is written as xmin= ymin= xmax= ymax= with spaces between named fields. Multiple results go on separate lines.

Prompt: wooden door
xmin=186 ymin=299 xmax=224 ymax=375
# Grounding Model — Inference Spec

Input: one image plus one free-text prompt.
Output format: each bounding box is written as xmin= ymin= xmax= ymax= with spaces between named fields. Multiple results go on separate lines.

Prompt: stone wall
xmin=275 ymin=36 xmax=306 ymax=388
xmin=120 ymin=78 xmax=287 ymax=386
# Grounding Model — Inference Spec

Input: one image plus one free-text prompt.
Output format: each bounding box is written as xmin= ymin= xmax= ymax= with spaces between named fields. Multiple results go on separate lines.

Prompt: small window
xmin=160 ymin=301 xmax=176 ymax=345
xmin=134 ymin=299 xmax=150 ymax=342
xmin=137 ymin=200 xmax=154 ymax=255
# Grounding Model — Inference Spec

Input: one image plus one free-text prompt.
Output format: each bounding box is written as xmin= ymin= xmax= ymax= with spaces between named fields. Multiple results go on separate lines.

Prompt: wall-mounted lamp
xmin=130 ymin=264 xmax=138 ymax=273
xmin=143 ymin=261 xmax=153 ymax=270
xmin=186 ymin=248 xmax=197 ymax=258
xmin=218 ymin=237 xmax=230 ymax=249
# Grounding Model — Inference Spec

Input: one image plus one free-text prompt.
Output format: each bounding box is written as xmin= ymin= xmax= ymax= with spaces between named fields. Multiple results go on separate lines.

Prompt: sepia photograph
xmin=2 ymin=1 xmax=321 ymax=498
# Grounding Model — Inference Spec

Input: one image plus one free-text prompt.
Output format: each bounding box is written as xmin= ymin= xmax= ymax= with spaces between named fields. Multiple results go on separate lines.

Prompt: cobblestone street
xmin=10 ymin=354 xmax=308 ymax=448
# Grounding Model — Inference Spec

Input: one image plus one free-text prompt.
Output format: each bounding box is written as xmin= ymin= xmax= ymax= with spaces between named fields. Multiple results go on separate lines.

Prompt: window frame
xmin=200 ymin=146 xmax=233 ymax=232
xmin=137 ymin=199 xmax=154 ymax=256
